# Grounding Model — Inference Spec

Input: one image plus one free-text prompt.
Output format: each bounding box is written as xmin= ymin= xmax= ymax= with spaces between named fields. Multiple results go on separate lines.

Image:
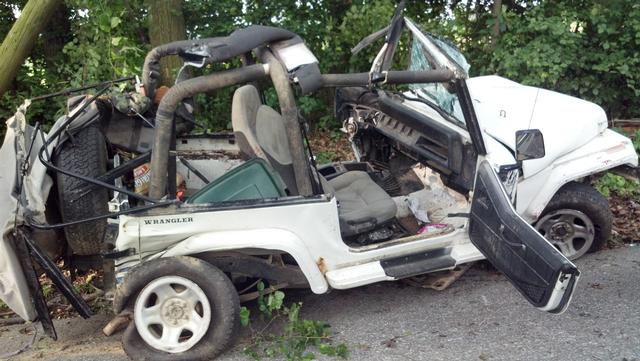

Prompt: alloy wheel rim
xmin=535 ymin=209 xmax=595 ymax=260
xmin=134 ymin=275 xmax=211 ymax=353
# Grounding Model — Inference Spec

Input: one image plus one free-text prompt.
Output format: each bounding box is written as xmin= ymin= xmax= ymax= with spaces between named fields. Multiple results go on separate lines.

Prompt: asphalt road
xmin=2 ymin=245 xmax=639 ymax=361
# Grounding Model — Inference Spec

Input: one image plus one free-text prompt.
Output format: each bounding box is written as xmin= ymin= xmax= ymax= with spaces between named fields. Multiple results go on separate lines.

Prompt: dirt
xmin=1 ymin=313 xmax=125 ymax=361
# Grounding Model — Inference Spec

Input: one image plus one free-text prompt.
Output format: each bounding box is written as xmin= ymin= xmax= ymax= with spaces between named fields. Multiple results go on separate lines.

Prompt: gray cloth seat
xmin=322 ymin=171 xmax=398 ymax=237
xmin=232 ymin=85 xmax=298 ymax=194
xmin=231 ymin=84 xmax=397 ymax=236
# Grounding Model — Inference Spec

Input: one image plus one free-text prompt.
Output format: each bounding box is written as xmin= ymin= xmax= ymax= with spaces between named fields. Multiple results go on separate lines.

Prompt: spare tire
xmin=54 ymin=122 xmax=109 ymax=256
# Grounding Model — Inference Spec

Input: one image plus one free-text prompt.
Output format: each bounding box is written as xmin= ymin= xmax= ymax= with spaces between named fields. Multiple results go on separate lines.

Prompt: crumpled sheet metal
xmin=0 ymin=100 xmax=53 ymax=321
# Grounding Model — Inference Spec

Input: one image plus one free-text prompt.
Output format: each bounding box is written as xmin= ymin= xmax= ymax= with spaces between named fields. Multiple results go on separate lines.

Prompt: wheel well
xmin=113 ymin=251 xmax=308 ymax=313
xmin=192 ymin=251 xmax=307 ymax=287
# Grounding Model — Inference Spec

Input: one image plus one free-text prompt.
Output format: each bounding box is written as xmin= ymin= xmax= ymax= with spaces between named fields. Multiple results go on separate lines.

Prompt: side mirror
xmin=515 ymin=129 xmax=545 ymax=161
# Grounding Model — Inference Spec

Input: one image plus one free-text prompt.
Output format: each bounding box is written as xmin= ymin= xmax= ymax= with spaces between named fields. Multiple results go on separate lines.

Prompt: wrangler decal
xmin=143 ymin=217 xmax=194 ymax=225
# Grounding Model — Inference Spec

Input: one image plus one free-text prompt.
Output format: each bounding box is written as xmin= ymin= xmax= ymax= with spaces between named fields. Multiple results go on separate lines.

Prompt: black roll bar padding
xmin=257 ymin=48 xmax=314 ymax=196
xmin=455 ymin=79 xmax=487 ymax=156
xmin=381 ymin=0 xmax=406 ymax=72
xmin=149 ymin=64 xmax=269 ymax=199
xmin=351 ymin=25 xmax=390 ymax=55
xmin=319 ymin=69 xmax=455 ymax=88
xmin=142 ymin=26 xmax=298 ymax=100
xmin=142 ymin=38 xmax=222 ymax=100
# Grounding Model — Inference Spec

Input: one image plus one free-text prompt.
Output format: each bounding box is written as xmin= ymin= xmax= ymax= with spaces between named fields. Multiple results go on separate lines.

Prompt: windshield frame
xmin=404 ymin=18 xmax=468 ymax=79
xmin=401 ymin=18 xmax=486 ymax=155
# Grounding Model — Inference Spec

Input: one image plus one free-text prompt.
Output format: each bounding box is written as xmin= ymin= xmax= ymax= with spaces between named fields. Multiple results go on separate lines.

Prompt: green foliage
xmin=0 ymin=0 xmax=147 ymax=129
xmin=241 ymin=281 xmax=348 ymax=361
xmin=489 ymin=1 xmax=640 ymax=119
xmin=2 ymin=0 xmax=640 ymax=134
xmin=595 ymin=173 xmax=640 ymax=198
xmin=0 ymin=298 xmax=8 ymax=312
xmin=315 ymin=151 xmax=337 ymax=165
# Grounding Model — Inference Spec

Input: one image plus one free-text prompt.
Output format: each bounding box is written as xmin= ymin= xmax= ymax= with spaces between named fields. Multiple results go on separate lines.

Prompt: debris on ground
xmin=0 ymin=266 xmax=109 ymax=323
xmin=402 ymin=263 xmax=474 ymax=291
xmin=609 ymin=194 xmax=640 ymax=244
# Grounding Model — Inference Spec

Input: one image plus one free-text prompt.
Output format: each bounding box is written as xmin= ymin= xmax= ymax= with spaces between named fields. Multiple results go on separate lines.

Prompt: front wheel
xmin=534 ymin=182 xmax=612 ymax=260
xmin=122 ymin=257 xmax=239 ymax=361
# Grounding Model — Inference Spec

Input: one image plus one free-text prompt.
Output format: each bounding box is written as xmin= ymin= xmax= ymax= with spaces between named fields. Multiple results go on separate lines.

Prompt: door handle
xmin=499 ymin=224 xmax=527 ymax=250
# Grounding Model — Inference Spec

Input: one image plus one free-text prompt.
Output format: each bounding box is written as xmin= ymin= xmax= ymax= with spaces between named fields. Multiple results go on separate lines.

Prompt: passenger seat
xmin=232 ymin=85 xmax=397 ymax=237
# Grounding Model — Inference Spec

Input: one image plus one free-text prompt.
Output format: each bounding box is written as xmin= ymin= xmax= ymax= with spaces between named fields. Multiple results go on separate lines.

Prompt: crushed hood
xmin=467 ymin=75 xmax=608 ymax=177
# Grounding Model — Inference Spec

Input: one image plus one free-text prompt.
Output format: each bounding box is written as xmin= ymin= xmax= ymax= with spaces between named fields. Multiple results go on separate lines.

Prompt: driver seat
xmin=232 ymin=85 xmax=397 ymax=236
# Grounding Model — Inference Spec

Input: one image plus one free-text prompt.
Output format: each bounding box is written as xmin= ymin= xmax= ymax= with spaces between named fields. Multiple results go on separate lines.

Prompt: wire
xmin=28 ymin=200 xmax=177 ymax=230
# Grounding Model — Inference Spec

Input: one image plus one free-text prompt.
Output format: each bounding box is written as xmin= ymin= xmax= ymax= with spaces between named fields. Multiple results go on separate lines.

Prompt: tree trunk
xmin=491 ymin=0 xmax=502 ymax=48
xmin=148 ymin=0 xmax=187 ymax=86
xmin=0 ymin=0 xmax=62 ymax=97
xmin=42 ymin=3 xmax=70 ymax=72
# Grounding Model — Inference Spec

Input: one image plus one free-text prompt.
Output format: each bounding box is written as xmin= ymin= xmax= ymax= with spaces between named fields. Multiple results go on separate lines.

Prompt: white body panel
xmin=516 ymin=129 xmax=638 ymax=222
xmin=466 ymin=75 xmax=609 ymax=178
xmin=465 ymin=76 xmax=638 ymax=221
xmin=115 ymin=196 xmax=483 ymax=294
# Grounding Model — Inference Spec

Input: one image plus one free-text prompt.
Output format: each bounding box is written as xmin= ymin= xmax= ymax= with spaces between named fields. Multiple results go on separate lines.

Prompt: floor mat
xmin=397 ymin=215 xmax=420 ymax=234
xmin=374 ymin=168 xmax=424 ymax=197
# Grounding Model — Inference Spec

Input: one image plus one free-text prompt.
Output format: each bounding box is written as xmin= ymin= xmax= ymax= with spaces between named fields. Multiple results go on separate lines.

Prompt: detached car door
xmin=469 ymin=160 xmax=580 ymax=313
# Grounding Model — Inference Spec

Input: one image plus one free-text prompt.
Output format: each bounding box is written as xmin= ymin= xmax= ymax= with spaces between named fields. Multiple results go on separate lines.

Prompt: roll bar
xmin=257 ymin=48 xmax=314 ymax=196
xmin=142 ymin=25 xmax=298 ymax=99
xmin=148 ymin=64 xmax=270 ymax=199
xmin=144 ymin=24 xmax=457 ymax=199
xmin=318 ymin=69 xmax=454 ymax=88
xmin=147 ymin=65 xmax=455 ymax=199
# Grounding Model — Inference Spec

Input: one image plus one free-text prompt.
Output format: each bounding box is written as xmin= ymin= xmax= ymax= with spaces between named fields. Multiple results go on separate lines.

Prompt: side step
xmin=380 ymin=248 xmax=455 ymax=279
xmin=324 ymin=248 xmax=456 ymax=290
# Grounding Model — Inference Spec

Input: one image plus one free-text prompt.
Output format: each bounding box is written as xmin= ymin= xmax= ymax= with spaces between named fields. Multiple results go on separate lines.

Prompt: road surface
xmin=2 ymin=245 xmax=639 ymax=361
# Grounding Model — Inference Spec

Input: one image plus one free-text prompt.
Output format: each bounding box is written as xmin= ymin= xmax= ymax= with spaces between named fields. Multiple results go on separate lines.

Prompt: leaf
xmin=111 ymin=37 xmax=122 ymax=46
xmin=240 ymin=306 xmax=251 ymax=327
xmin=111 ymin=16 xmax=121 ymax=28
xmin=301 ymin=352 xmax=315 ymax=360
xmin=336 ymin=344 xmax=349 ymax=359
xmin=319 ymin=343 xmax=336 ymax=356
xmin=264 ymin=346 xmax=276 ymax=357
xmin=288 ymin=302 xmax=300 ymax=322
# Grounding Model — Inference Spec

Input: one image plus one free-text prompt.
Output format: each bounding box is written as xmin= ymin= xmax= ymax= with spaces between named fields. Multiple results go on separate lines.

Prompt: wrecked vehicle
xmin=0 ymin=3 xmax=637 ymax=360
xmin=338 ymin=14 xmax=639 ymax=261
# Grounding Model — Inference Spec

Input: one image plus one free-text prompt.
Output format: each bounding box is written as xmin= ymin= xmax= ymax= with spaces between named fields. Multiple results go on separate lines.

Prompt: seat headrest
xmin=231 ymin=85 xmax=263 ymax=159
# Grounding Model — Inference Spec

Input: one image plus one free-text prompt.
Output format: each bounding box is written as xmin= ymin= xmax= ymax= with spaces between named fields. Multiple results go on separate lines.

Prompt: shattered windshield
xmin=407 ymin=31 xmax=469 ymax=126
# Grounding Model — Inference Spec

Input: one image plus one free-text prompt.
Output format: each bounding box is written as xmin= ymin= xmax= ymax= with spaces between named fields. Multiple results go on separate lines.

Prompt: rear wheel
xmin=54 ymin=122 xmax=109 ymax=255
xmin=122 ymin=257 xmax=239 ymax=361
xmin=535 ymin=182 xmax=612 ymax=260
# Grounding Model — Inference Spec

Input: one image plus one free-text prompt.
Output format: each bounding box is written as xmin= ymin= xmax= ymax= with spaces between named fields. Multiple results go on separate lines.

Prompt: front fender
xmin=516 ymin=129 xmax=638 ymax=222
xmin=160 ymin=228 xmax=329 ymax=294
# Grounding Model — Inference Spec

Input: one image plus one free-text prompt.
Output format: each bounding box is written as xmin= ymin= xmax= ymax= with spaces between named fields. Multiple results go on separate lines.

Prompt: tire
xmin=535 ymin=182 xmax=612 ymax=260
xmin=121 ymin=256 xmax=239 ymax=361
xmin=54 ymin=122 xmax=109 ymax=255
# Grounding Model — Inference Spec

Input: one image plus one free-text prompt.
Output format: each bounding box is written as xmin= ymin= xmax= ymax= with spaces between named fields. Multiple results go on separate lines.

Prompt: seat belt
xmin=297 ymin=112 xmax=324 ymax=194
